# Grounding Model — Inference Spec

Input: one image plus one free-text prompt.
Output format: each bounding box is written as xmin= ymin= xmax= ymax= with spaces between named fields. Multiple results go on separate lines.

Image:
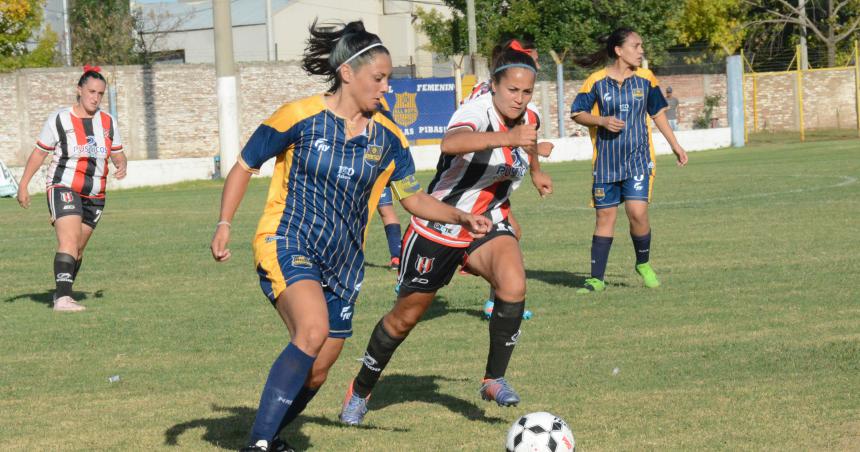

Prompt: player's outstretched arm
xmin=440 ymin=124 xmax=537 ymax=155
xmin=16 ymin=148 xmax=49 ymax=209
xmin=652 ymin=112 xmax=688 ymax=167
xmin=399 ymin=191 xmax=492 ymax=237
xmin=211 ymin=163 xmax=253 ymax=262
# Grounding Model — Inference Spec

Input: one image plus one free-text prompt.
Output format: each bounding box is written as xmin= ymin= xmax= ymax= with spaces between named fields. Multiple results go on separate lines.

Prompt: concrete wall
xmin=155 ymin=24 xmax=268 ymax=63
xmin=9 ymin=128 xmax=731 ymax=195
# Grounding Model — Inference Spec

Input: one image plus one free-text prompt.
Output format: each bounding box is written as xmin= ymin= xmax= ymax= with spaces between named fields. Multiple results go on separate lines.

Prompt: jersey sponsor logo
xmin=594 ymin=187 xmax=605 ymax=200
xmin=313 ymin=138 xmax=331 ymax=153
xmin=73 ymin=135 xmax=108 ymax=157
xmin=633 ymin=174 xmax=645 ymax=191
xmin=414 ymin=255 xmax=435 ymax=275
xmin=633 ymin=88 xmax=644 ymax=99
xmin=291 ymin=255 xmax=313 ymax=269
xmin=337 ymin=166 xmax=355 ymax=180
xmin=361 ymin=351 xmax=381 ymax=372
xmin=340 ymin=306 xmax=353 ymax=320
xmin=431 ymin=222 xmax=455 ymax=235
xmin=496 ymin=151 xmax=528 ymax=179
xmin=620 ymin=104 xmax=630 ymax=112
xmin=393 ymin=92 xmax=418 ymax=127
xmin=364 ymin=145 xmax=382 ymax=166
xmin=603 ymin=93 xmax=612 ymax=103
xmin=60 ymin=191 xmax=73 ymax=203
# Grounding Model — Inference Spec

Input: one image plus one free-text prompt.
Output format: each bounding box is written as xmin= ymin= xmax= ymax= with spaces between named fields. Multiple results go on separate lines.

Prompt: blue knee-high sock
xmin=384 ymin=223 xmax=402 ymax=258
xmin=591 ymin=235 xmax=613 ymax=281
xmin=249 ymin=343 xmax=316 ymax=443
xmin=631 ymin=231 xmax=651 ymax=265
xmin=276 ymin=386 xmax=319 ymax=434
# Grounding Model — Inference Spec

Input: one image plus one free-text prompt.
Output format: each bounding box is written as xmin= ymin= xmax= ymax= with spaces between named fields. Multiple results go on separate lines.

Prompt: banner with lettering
xmin=383 ymin=77 xmax=456 ymax=143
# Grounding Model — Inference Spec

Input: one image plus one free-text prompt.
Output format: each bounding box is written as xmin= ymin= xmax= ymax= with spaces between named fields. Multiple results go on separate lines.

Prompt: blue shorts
xmin=254 ymin=240 xmax=354 ymax=338
xmin=592 ymin=174 xmax=653 ymax=209
xmin=378 ymin=187 xmax=393 ymax=207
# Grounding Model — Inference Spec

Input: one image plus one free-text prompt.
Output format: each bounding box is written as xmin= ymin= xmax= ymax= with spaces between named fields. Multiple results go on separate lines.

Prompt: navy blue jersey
xmin=240 ymin=95 xmax=421 ymax=303
xmin=571 ymin=68 xmax=668 ymax=183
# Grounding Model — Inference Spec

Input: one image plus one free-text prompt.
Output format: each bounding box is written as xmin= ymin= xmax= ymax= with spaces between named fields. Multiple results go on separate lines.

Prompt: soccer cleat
xmin=479 ymin=377 xmax=520 ymax=407
xmin=576 ymin=278 xmax=606 ymax=294
xmin=339 ymin=380 xmax=370 ymax=426
xmin=482 ymin=300 xmax=494 ymax=319
xmin=239 ymin=440 xmax=272 ymax=452
xmin=270 ymin=438 xmax=296 ymax=452
xmin=635 ymin=263 xmax=661 ymax=288
xmin=53 ymin=295 xmax=85 ymax=312
xmin=389 ymin=256 xmax=400 ymax=271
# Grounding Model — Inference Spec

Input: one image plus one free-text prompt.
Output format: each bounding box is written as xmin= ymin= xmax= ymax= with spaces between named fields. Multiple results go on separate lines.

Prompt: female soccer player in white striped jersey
xmin=210 ymin=20 xmax=490 ymax=452
xmin=571 ymin=28 xmax=688 ymax=294
xmin=16 ymin=66 xmax=127 ymax=312
xmin=340 ymin=47 xmax=553 ymax=426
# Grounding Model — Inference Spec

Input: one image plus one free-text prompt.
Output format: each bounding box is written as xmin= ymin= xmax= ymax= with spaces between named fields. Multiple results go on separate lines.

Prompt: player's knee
xmin=495 ymin=281 xmax=526 ymax=302
xmin=384 ymin=310 xmax=419 ymax=337
xmin=294 ymin=326 xmax=329 ymax=353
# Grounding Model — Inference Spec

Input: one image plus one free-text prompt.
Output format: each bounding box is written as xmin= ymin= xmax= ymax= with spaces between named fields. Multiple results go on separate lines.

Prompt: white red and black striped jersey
xmin=411 ymin=94 xmax=540 ymax=247
xmin=36 ymin=107 xmax=123 ymax=198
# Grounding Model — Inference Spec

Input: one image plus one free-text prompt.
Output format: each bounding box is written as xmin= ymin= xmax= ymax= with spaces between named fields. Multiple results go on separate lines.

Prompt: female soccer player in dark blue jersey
xmin=210 ymin=20 xmax=491 ymax=452
xmin=571 ymin=28 xmax=688 ymax=294
xmin=339 ymin=47 xmax=553 ymax=426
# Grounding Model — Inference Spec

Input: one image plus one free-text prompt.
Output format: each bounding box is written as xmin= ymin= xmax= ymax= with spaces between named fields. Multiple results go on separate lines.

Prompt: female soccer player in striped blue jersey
xmin=16 ymin=67 xmax=127 ymax=312
xmin=571 ymin=28 xmax=688 ymax=293
xmin=210 ymin=20 xmax=490 ymax=452
xmin=339 ymin=47 xmax=552 ymax=426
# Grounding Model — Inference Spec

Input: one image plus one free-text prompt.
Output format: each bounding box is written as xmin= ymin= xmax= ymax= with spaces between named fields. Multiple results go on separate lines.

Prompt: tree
xmin=745 ymin=0 xmax=860 ymax=66
xmin=671 ymin=0 xmax=747 ymax=56
xmin=0 ymin=0 xmax=58 ymax=71
xmin=70 ymin=0 xmax=137 ymax=65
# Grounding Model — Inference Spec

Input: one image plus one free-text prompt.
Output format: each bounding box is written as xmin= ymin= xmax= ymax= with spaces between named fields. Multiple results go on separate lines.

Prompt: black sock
xmin=276 ymin=385 xmax=319 ymax=434
xmin=485 ymin=298 xmax=524 ymax=379
xmin=354 ymin=319 xmax=405 ymax=398
xmin=54 ymin=253 xmax=77 ymax=298
xmin=73 ymin=258 xmax=83 ymax=280
xmin=590 ymin=235 xmax=613 ymax=280
xmin=631 ymin=231 xmax=651 ymax=265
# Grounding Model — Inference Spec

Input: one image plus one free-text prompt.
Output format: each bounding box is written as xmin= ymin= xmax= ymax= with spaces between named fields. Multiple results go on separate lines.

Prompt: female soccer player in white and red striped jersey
xmin=16 ymin=66 xmax=127 ymax=312
xmin=340 ymin=47 xmax=553 ymax=426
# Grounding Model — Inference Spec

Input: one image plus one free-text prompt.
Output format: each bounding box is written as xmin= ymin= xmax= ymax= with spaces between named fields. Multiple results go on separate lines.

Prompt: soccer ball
xmin=505 ymin=412 xmax=575 ymax=452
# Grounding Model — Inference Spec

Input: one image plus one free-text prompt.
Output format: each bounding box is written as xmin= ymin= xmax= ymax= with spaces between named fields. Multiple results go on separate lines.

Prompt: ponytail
xmin=574 ymin=27 xmax=636 ymax=68
xmin=302 ymin=19 xmax=390 ymax=93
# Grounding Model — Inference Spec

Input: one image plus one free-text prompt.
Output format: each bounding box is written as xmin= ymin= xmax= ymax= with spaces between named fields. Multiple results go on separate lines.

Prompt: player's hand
xmin=211 ymin=223 xmax=232 ymax=262
xmin=458 ymin=212 xmax=492 ymax=238
xmin=530 ymin=170 xmax=553 ymax=198
xmin=112 ymin=158 xmax=128 ymax=179
xmin=16 ymin=187 xmax=30 ymax=209
xmin=506 ymin=123 xmax=538 ymax=148
xmin=601 ymin=116 xmax=625 ymax=133
xmin=673 ymin=146 xmax=688 ymax=167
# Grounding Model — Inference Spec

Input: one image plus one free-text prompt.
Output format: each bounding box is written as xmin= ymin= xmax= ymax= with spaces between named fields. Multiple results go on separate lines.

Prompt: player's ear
xmin=340 ymin=64 xmax=354 ymax=85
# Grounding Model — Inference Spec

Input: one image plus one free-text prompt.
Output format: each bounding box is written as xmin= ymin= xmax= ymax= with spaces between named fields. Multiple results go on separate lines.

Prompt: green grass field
xmin=1 ymin=138 xmax=858 ymax=451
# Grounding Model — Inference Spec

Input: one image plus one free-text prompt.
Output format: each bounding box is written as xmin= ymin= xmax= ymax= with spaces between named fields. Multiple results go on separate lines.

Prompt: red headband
xmin=83 ymin=64 xmax=102 ymax=73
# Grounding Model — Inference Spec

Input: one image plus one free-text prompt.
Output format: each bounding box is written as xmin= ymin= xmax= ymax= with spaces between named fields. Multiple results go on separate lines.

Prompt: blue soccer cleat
xmin=482 ymin=300 xmax=494 ymax=319
xmin=339 ymin=380 xmax=370 ymax=426
xmin=479 ymin=377 xmax=520 ymax=407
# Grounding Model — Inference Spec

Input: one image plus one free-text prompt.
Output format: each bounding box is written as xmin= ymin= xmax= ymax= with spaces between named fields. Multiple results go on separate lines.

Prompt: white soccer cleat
xmin=53 ymin=295 xmax=85 ymax=312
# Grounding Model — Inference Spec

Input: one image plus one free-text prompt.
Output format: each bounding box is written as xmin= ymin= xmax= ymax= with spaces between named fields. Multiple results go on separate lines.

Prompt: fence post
xmin=726 ymin=55 xmax=745 ymax=147
xmin=855 ymin=40 xmax=859 ymax=138
xmin=549 ymin=50 xmax=565 ymax=138
xmin=795 ymin=45 xmax=805 ymax=142
xmin=741 ymin=50 xmax=748 ymax=143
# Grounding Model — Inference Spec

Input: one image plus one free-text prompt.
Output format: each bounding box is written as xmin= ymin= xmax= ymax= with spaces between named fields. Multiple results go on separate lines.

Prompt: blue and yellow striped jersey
xmin=239 ymin=94 xmax=420 ymax=303
xmin=571 ymin=68 xmax=668 ymax=183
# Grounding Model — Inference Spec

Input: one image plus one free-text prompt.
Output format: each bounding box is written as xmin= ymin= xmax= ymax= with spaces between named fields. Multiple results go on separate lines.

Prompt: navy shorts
xmin=254 ymin=238 xmax=354 ymax=338
xmin=592 ymin=174 xmax=653 ymax=209
xmin=378 ymin=187 xmax=393 ymax=207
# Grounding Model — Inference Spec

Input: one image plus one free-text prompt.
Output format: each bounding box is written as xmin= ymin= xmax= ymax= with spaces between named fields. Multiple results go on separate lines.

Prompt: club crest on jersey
xmin=594 ymin=187 xmax=605 ymax=200
xmin=291 ymin=255 xmax=313 ymax=269
xmin=633 ymin=88 xmax=644 ymax=99
xmin=414 ymin=255 xmax=434 ymax=275
xmin=364 ymin=145 xmax=382 ymax=165
xmin=60 ymin=192 xmax=73 ymax=203
xmin=393 ymin=92 xmax=418 ymax=127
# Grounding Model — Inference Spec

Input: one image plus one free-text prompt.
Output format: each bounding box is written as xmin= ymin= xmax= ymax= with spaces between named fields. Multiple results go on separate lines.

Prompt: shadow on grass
xmin=421 ymin=296 xmax=485 ymax=322
xmin=164 ymin=404 xmax=406 ymax=450
xmin=525 ymin=269 xmax=590 ymax=289
xmin=4 ymin=289 xmax=104 ymax=307
xmin=370 ymin=374 xmax=506 ymax=424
